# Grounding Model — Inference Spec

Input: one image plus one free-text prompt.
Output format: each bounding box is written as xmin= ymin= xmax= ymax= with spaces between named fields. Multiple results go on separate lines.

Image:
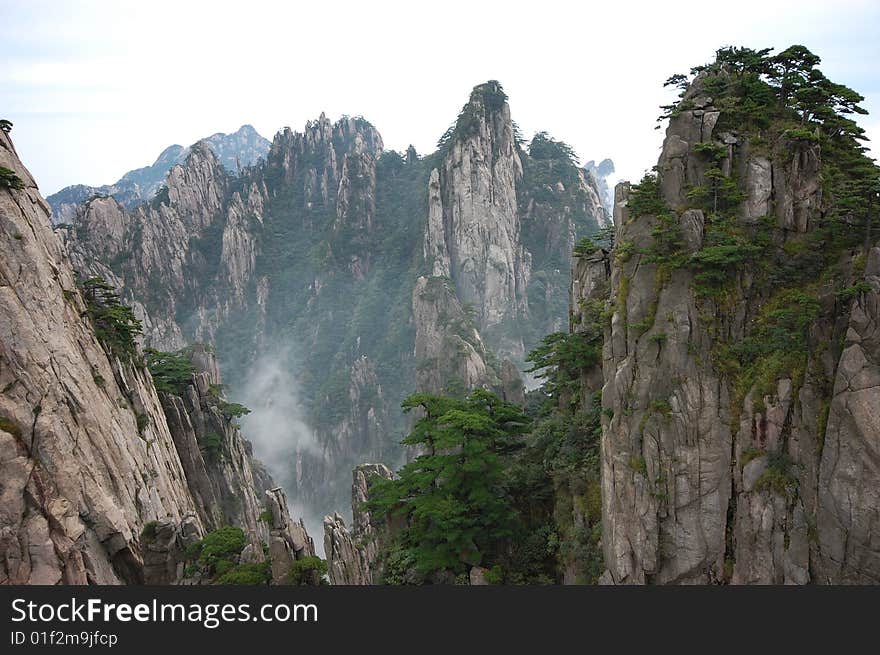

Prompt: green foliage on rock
xmin=77 ymin=276 xmax=142 ymax=361
xmin=367 ymin=389 xmax=530 ymax=580
xmin=183 ymin=527 xmax=272 ymax=585
xmin=216 ymin=561 xmax=271 ymax=585
xmin=438 ymin=80 xmax=509 ymax=152
xmin=507 ymin=390 xmax=605 ymax=584
xmin=200 ymin=433 xmax=224 ymax=460
xmin=0 ymin=166 xmax=24 ymax=190
xmin=755 ymin=451 xmax=799 ymax=498
xmin=525 ymin=330 xmax=601 ymax=406
xmin=573 ymin=237 xmax=600 ymax=257
xmin=0 ymin=415 xmax=22 ymax=438
xmin=287 ymin=556 xmax=328 ymax=586
xmin=218 ymin=401 xmax=251 ymax=420
xmin=627 ymin=171 xmax=667 ymax=218
xmin=140 ymin=521 xmax=159 ymax=542
xmin=186 ymin=526 xmax=247 ymax=580
xmin=144 ymin=348 xmax=195 ymax=394
xmin=649 ymin=44 xmax=879 ymax=442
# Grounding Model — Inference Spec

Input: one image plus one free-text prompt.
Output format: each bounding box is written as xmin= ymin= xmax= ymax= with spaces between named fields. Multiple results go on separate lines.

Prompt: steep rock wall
xmin=0 ymin=131 xmax=203 ymax=584
xmin=1 ymin=131 xmax=314 ymax=584
xmin=595 ymin=73 xmax=880 ymax=584
xmin=423 ymin=82 xmax=531 ymax=360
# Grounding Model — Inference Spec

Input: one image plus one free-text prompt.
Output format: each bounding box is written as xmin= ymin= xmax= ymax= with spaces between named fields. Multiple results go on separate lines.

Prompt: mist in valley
xmin=233 ymin=346 xmax=328 ymax=556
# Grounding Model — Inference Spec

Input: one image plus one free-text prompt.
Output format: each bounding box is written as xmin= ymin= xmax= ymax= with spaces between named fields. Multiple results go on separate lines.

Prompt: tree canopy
xmin=366 ymin=389 xmax=530 ymax=579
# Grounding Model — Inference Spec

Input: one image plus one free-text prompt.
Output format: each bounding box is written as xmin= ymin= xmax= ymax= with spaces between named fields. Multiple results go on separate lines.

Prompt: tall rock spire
xmin=423 ymin=81 xmax=531 ymax=360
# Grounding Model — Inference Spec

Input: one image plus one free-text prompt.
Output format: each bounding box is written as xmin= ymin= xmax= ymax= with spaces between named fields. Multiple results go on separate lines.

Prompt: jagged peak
xmin=167 ymin=139 xmax=224 ymax=181
xmin=585 ymin=159 xmax=615 ymax=177
xmin=468 ymin=79 xmax=509 ymax=112
xmin=79 ymin=192 xmax=124 ymax=214
xmin=527 ymin=130 xmax=579 ymax=164
xmin=439 ymin=79 xmax=514 ymax=152
xmin=269 ymin=113 xmax=383 ymax=160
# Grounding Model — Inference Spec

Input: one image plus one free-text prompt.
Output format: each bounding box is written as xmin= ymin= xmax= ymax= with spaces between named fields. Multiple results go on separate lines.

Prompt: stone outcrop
xmin=324 ymin=463 xmax=394 ymax=585
xmin=584 ymin=158 xmax=616 ymax=217
xmin=423 ymin=82 xmax=531 ymax=359
xmin=158 ymin=345 xmax=269 ymax=544
xmin=266 ymin=114 xmax=382 ymax=212
xmin=412 ymin=275 xmax=497 ymax=395
xmin=601 ymin=180 xmax=733 ymax=584
xmin=594 ymin=71 xmax=880 ymax=585
xmin=816 ymin=246 xmax=880 ymax=583
xmin=265 ymin=487 xmax=316 ymax=585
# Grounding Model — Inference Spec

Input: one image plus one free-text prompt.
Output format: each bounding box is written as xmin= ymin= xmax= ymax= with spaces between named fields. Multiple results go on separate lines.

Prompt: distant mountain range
xmin=47 ymin=124 xmax=271 ymax=224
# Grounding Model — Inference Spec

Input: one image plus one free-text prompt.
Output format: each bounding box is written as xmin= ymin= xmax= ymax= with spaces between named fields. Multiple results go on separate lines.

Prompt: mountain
xmin=571 ymin=48 xmax=879 ymax=585
xmin=46 ymin=125 xmax=270 ymax=224
xmin=10 ymin=46 xmax=874 ymax=586
xmin=322 ymin=47 xmax=880 ymax=586
xmin=0 ymin=127 xmax=316 ymax=584
xmin=59 ymin=83 xmax=608 ymax=531
xmin=592 ymin=51 xmax=880 ymax=584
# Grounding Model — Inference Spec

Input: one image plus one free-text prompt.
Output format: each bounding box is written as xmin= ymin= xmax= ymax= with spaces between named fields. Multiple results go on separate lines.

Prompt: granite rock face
xmin=423 ymin=82 xmax=531 ymax=360
xmin=265 ymin=486 xmax=316 ymax=585
xmin=0 ymin=131 xmax=313 ymax=585
xmin=593 ymin=73 xmax=880 ymax=585
xmin=324 ymin=463 xmax=394 ymax=585
xmin=816 ymin=246 xmax=880 ymax=583
xmin=62 ymin=144 xmax=237 ymax=349
xmin=412 ymin=276 xmax=497 ymax=395
xmin=0 ymin=130 xmax=202 ymax=584
xmin=158 ymin=346 xmax=270 ymax=545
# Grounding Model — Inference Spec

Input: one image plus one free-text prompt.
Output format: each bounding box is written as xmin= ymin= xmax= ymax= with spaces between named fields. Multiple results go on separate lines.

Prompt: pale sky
xmin=2 ymin=0 xmax=878 ymax=196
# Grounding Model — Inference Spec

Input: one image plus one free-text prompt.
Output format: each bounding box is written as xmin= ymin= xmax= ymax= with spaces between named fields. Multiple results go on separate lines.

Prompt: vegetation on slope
xmin=638 ymin=45 xmax=878 ymax=427
xmin=366 ymin=310 xmax=605 ymax=584
xmin=78 ymin=276 xmax=143 ymax=361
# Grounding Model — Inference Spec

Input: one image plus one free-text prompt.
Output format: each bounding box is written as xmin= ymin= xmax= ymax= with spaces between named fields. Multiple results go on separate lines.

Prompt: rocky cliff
xmin=0 ymin=129 xmax=314 ymax=585
xmin=423 ymin=82 xmax=531 ymax=360
xmin=323 ymin=463 xmax=394 ymax=585
xmin=590 ymin=53 xmax=879 ymax=584
xmin=61 ymin=140 xmax=264 ymax=350
xmin=158 ymin=345 xmax=269 ymax=540
xmin=1 ymin=130 xmax=202 ymax=583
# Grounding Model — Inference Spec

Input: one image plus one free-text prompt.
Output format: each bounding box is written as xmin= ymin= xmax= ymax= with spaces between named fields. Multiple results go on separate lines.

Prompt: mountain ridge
xmin=59 ymin=80 xmax=610 ymax=530
xmin=47 ymin=124 xmax=271 ymax=224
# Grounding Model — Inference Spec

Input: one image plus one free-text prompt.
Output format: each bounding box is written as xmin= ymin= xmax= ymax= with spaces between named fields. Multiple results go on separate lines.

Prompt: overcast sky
xmin=2 ymin=0 xmax=878 ymax=196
